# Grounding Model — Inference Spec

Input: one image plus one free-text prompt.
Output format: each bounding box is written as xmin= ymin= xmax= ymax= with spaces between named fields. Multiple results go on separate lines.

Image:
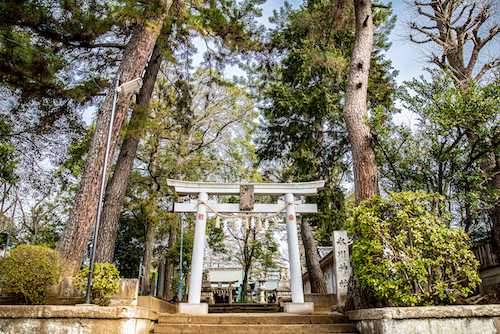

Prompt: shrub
xmin=73 ymin=263 xmax=120 ymax=306
xmin=350 ymin=191 xmax=481 ymax=306
xmin=0 ymin=244 xmax=60 ymax=304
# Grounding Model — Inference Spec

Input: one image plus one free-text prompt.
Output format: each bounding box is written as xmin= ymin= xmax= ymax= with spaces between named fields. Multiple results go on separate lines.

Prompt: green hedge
xmin=73 ymin=263 xmax=120 ymax=306
xmin=0 ymin=245 xmax=60 ymax=304
xmin=351 ymin=191 xmax=481 ymax=306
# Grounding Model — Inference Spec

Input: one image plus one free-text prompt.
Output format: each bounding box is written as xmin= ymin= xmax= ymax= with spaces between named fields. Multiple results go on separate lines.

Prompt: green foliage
xmin=58 ymin=124 xmax=95 ymax=182
xmin=0 ymin=114 xmax=18 ymax=184
xmin=308 ymin=184 xmax=349 ymax=245
xmin=227 ymin=223 xmax=280 ymax=301
xmin=189 ymin=0 xmax=266 ymax=55
xmin=230 ymin=224 xmax=280 ymax=273
xmin=0 ymin=142 xmax=17 ymax=183
xmin=159 ymin=213 xmax=194 ymax=271
xmin=73 ymin=263 xmax=120 ymax=306
xmin=113 ymin=214 xmax=145 ymax=278
xmin=0 ymin=0 xmax=118 ymax=130
xmin=258 ymin=0 xmax=353 ymax=182
xmin=206 ymin=217 xmax=227 ymax=255
xmin=351 ymin=191 xmax=481 ymax=306
xmin=0 ymin=244 xmax=60 ymax=304
xmin=147 ymin=65 xmax=259 ymax=182
xmin=374 ymin=70 xmax=500 ymax=237
xmin=255 ymin=228 xmax=280 ymax=272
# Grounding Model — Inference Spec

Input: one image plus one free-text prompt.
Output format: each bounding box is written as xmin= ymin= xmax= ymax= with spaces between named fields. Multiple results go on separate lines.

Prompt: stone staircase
xmin=208 ymin=302 xmax=282 ymax=313
xmin=152 ymin=313 xmax=357 ymax=334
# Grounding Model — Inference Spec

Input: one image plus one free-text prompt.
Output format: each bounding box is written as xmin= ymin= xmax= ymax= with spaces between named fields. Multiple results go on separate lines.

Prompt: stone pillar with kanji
xmin=333 ymin=230 xmax=351 ymax=307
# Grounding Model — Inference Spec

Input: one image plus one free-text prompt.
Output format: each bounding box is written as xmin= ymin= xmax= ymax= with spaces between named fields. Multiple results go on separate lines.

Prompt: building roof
xmin=317 ymin=247 xmax=333 ymax=262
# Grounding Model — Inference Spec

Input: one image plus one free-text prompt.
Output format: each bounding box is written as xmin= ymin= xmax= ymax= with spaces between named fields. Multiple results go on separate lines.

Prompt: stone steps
xmin=152 ymin=313 xmax=357 ymax=334
xmin=209 ymin=303 xmax=282 ymax=313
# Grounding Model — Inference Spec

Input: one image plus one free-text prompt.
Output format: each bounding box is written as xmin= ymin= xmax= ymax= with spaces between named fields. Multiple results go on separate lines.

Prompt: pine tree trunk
xmin=164 ymin=223 xmax=177 ymax=301
xmin=343 ymin=0 xmax=379 ymax=207
xmin=94 ymin=43 xmax=163 ymax=264
xmin=301 ymin=220 xmax=327 ymax=293
xmin=55 ymin=1 xmax=173 ymax=277
xmin=342 ymin=0 xmax=379 ymax=311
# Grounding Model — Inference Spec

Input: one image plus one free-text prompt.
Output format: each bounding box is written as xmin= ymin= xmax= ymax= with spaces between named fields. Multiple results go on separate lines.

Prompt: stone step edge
xmin=157 ymin=314 xmax=350 ymax=325
xmin=153 ymin=323 xmax=357 ymax=333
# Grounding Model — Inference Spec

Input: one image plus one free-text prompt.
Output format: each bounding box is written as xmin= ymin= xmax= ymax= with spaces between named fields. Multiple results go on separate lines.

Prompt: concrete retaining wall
xmin=0 ymin=305 xmax=157 ymax=334
xmin=348 ymin=305 xmax=500 ymax=334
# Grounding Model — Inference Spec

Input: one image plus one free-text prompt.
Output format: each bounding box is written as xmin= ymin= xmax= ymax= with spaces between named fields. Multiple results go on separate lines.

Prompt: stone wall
xmin=137 ymin=296 xmax=177 ymax=314
xmin=303 ymin=293 xmax=337 ymax=314
xmin=0 ymin=278 xmax=139 ymax=306
xmin=480 ymin=266 xmax=500 ymax=294
xmin=0 ymin=305 xmax=157 ymax=334
xmin=348 ymin=305 xmax=500 ymax=334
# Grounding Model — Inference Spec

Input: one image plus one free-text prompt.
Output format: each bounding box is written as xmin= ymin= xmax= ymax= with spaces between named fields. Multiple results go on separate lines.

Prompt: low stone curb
xmin=347 ymin=305 xmax=500 ymax=320
xmin=0 ymin=305 xmax=158 ymax=320
xmin=0 ymin=305 xmax=159 ymax=334
xmin=347 ymin=305 xmax=500 ymax=334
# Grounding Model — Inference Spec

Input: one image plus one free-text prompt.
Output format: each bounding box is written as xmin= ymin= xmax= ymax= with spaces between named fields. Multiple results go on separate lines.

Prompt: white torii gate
xmin=167 ymin=179 xmax=324 ymax=315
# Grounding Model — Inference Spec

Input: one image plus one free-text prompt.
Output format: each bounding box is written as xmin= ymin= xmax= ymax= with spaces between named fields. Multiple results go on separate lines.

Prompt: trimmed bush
xmin=0 ymin=244 xmax=60 ymax=304
xmin=73 ymin=263 xmax=120 ymax=306
xmin=351 ymin=191 xmax=481 ymax=306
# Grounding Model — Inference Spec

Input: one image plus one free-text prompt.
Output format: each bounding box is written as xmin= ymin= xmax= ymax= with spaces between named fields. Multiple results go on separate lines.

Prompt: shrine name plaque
xmin=240 ymin=185 xmax=254 ymax=211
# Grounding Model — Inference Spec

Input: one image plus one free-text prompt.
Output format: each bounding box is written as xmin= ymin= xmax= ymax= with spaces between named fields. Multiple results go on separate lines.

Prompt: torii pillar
xmin=167 ymin=180 xmax=324 ymax=314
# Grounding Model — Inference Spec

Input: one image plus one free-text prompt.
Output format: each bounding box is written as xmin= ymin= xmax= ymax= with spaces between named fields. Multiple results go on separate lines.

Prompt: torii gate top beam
xmin=167 ymin=179 xmax=325 ymax=196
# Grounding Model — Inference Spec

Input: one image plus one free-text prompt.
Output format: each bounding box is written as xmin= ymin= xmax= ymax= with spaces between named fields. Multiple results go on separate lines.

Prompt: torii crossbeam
xmin=167 ymin=179 xmax=324 ymax=314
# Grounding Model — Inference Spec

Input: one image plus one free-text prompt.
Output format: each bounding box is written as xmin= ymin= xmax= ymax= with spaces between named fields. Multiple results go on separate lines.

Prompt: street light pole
xmin=85 ymin=74 xmax=142 ymax=304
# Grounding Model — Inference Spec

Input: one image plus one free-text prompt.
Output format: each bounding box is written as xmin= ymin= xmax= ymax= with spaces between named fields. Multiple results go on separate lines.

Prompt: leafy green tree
xmin=374 ymin=70 xmax=500 ymax=239
xmin=404 ymin=2 xmax=500 ymax=303
xmin=0 ymin=0 xmax=115 ymax=122
xmin=0 ymin=0 xmax=123 ymax=193
xmin=227 ymin=223 xmax=279 ymax=301
xmin=112 ymin=213 xmax=145 ymax=278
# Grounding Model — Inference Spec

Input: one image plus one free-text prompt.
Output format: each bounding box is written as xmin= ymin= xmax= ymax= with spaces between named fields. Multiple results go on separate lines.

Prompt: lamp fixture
xmin=116 ymin=78 xmax=143 ymax=94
